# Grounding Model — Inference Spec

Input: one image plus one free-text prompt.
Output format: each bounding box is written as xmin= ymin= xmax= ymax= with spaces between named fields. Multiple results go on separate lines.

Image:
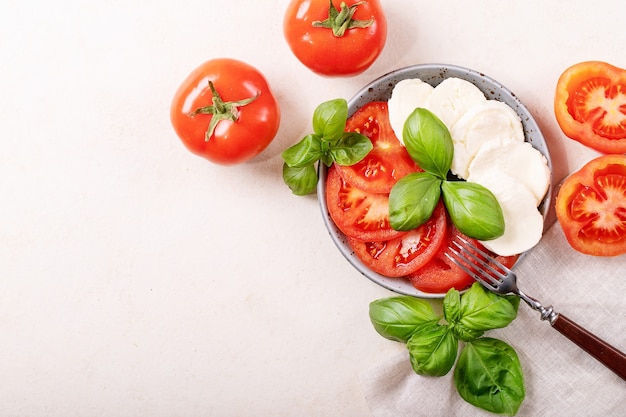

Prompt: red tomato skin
xmin=335 ymin=102 xmax=421 ymax=193
xmin=171 ymin=58 xmax=281 ymax=165
xmin=554 ymin=61 xmax=626 ymax=154
xmin=283 ymin=0 xmax=387 ymax=76
xmin=347 ymin=202 xmax=447 ymax=278
xmin=556 ymin=154 xmax=626 ymax=256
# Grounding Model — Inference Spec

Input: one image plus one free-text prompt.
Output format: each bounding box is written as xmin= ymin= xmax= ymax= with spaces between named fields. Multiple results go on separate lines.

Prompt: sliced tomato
xmin=554 ymin=61 xmax=626 ymax=154
xmin=326 ymin=164 xmax=405 ymax=241
xmin=334 ymin=101 xmax=421 ymax=193
xmin=408 ymin=223 xmax=519 ymax=294
xmin=556 ymin=154 xmax=626 ymax=256
xmin=347 ymin=202 xmax=447 ymax=277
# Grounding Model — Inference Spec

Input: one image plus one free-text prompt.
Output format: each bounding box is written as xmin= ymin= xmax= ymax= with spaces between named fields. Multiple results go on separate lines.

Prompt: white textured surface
xmin=0 ymin=1 xmax=622 ymax=416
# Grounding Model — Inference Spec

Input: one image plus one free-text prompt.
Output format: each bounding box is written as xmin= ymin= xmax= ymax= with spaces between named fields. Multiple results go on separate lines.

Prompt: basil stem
xmin=403 ymin=108 xmax=454 ymax=180
xmin=388 ymin=172 xmax=442 ymax=231
xmin=441 ymin=180 xmax=505 ymax=240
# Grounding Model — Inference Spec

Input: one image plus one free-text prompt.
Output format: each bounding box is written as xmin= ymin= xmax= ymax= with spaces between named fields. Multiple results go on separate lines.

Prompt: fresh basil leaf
xmin=369 ymin=296 xmax=440 ymax=343
xmin=407 ymin=323 xmax=458 ymax=376
xmin=441 ymin=180 xmax=505 ymax=240
xmin=443 ymin=288 xmax=461 ymax=323
xmin=329 ymin=132 xmax=373 ymax=166
xmin=389 ymin=172 xmax=442 ymax=231
xmin=282 ymin=163 xmax=318 ymax=196
xmin=402 ymin=108 xmax=454 ymax=179
xmin=454 ymin=338 xmax=525 ymax=416
xmin=451 ymin=323 xmax=484 ymax=342
xmin=282 ymin=134 xmax=323 ymax=168
xmin=459 ymin=283 xmax=518 ymax=331
xmin=312 ymin=98 xmax=348 ymax=142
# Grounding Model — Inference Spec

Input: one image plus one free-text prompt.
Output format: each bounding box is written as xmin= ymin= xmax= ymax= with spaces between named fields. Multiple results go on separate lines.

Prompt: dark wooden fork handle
xmin=552 ymin=313 xmax=626 ymax=381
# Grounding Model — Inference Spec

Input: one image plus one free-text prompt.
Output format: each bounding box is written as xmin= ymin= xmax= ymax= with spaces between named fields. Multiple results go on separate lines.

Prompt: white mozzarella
xmin=468 ymin=170 xmax=544 ymax=256
xmin=468 ymin=139 xmax=551 ymax=206
xmin=450 ymin=100 xmax=525 ymax=179
xmin=388 ymin=78 xmax=434 ymax=144
xmin=424 ymin=77 xmax=486 ymax=128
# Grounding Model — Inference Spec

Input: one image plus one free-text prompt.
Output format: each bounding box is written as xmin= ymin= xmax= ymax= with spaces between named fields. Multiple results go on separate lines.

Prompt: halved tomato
xmin=408 ymin=223 xmax=518 ymax=294
xmin=556 ymin=154 xmax=626 ymax=256
xmin=554 ymin=61 xmax=626 ymax=154
xmin=334 ymin=101 xmax=421 ymax=193
xmin=326 ymin=164 xmax=405 ymax=242
xmin=347 ymin=202 xmax=447 ymax=277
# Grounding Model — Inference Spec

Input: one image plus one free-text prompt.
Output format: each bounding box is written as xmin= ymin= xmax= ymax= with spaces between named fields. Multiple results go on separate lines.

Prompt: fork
xmin=446 ymin=235 xmax=626 ymax=381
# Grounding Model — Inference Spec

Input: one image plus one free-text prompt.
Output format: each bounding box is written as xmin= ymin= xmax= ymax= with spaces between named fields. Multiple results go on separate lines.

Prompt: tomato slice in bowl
xmin=334 ymin=101 xmax=421 ymax=193
xmin=408 ymin=223 xmax=518 ymax=294
xmin=347 ymin=202 xmax=447 ymax=277
xmin=325 ymin=164 xmax=406 ymax=242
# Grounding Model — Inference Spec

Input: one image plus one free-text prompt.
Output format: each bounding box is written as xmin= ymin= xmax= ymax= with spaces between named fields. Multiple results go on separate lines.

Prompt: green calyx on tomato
xmin=312 ymin=0 xmax=374 ymax=37
xmin=388 ymin=108 xmax=505 ymax=241
xmin=189 ymin=81 xmax=259 ymax=141
xmin=282 ymin=98 xmax=373 ymax=195
xmin=369 ymin=283 xmax=524 ymax=415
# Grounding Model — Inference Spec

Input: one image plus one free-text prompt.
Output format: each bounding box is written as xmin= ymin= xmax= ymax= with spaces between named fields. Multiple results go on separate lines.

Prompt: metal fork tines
xmin=445 ymin=234 xmax=626 ymax=381
xmin=445 ymin=235 xmax=557 ymax=323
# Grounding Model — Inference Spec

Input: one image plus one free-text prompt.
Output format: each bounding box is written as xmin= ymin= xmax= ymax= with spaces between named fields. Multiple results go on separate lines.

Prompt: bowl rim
xmin=317 ymin=63 xmax=553 ymax=299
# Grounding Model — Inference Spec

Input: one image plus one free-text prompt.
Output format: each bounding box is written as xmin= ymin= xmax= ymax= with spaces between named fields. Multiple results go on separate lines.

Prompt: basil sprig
xmin=369 ymin=283 xmax=524 ymax=415
xmin=282 ymin=99 xmax=372 ymax=195
xmin=389 ymin=108 xmax=504 ymax=240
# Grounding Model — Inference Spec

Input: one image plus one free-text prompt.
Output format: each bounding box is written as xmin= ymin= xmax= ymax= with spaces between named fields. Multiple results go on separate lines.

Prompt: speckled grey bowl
xmin=317 ymin=63 xmax=553 ymax=299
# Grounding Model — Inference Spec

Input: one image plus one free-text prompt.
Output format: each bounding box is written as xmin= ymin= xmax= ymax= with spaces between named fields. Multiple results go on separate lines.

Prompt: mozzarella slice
xmin=388 ymin=78 xmax=434 ymax=144
xmin=450 ymin=100 xmax=525 ymax=179
xmin=468 ymin=139 xmax=551 ymax=206
xmin=468 ymin=170 xmax=544 ymax=256
xmin=424 ymin=77 xmax=486 ymax=128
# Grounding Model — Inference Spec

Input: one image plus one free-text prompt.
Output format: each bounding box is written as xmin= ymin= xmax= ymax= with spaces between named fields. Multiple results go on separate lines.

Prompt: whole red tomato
xmin=283 ymin=0 xmax=387 ymax=76
xmin=171 ymin=58 xmax=281 ymax=165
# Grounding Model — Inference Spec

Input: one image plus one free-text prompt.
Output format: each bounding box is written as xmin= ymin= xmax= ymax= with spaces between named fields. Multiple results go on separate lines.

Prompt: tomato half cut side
xmin=554 ymin=61 xmax=626 ymax=154
xmin=334 ymin=101 xmax=421 ymax=193
xmin=556 ymin=154 xmax=626 ymax=256
xmin=347 ymin=202 xmax=447 ymax=277
xmin=408 ymin=224 xmax=519 ymax=294
xmin=325 ymin=164 xmax=406 ymax=242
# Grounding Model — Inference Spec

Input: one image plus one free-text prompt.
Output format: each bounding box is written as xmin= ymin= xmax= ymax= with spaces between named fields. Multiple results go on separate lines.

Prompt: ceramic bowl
xmin=317 ymin=63 xmax=553 ymax=298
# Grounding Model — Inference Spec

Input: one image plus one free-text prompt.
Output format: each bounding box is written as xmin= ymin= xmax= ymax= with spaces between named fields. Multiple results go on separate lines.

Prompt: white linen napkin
xmin=360 ymin=222 xmax=626 ymax=417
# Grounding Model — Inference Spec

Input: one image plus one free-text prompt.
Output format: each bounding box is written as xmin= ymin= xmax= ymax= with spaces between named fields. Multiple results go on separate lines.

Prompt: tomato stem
xmin=189 ymin=81 xmax=259 ymax=141
xmin=312 ymin=0 xmax=374 ymax=37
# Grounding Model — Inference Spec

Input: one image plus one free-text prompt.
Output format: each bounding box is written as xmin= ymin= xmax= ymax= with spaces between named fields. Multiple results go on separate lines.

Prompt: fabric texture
xmin=360 ymin=222 xmax=626 ymax=417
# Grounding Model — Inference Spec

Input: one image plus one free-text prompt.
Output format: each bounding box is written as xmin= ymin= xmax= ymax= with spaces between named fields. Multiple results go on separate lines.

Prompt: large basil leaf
xmin=312 ymin=98 xmax=348 ymax=142
xmin=441 ymin=180 xmax=505 ymax=240
xmin=402 ymin=108 xmax=454 ymax=179
xmin=282 ymin=163 xmax=318 ymax=196
xmin=459 ymin=283 xmax=518 ymax=331
xmin=329 ymin=132 xmax=373 ymax=166
xmin=443 ymin=288 xmax=461 ymax=323
xmin=389 ymin=172 xmax=442 ymax=231
xmin=282 ymin=134 xmax=323 ymax=168
xmin=369 ymin=296 xmax=440 ymax=343
xmin=454 ymin=338 xmax=525 ymax=416
xmin=407 ymin=323 xmax=458 ymax=376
